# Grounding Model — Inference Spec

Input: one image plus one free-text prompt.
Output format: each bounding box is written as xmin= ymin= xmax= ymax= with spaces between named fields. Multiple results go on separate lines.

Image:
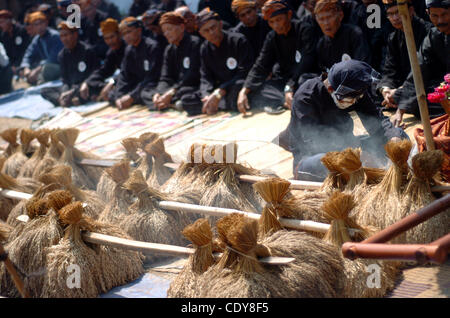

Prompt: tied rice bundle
xmin=42 ymin=199 xmax=143 ymax=297
xmin=32 ymin=129 xmax=64 ymax=180
xmin=120 ymin=170 xmax=190 ymax=263
xmin=145 ymin=137 xmax=174 ymax=189
xmin=99 ymin=161 xmax=135 ymax=224
xmin=0 ymin=128 xmax=19 ymax=158
xmin=18 ymin=129 xmax=51 ymax=178
xmin=0 ymin=197 xmax=63 ymax=298
xmin=56 ymin=128 xmax=97 ymax=190
xmin=136 ymin=132 xmax=159 ymax=179
xmin=356 ymin=140 xmax=413 ymax=230
xmin=253 ymin=178 xmax=329 ymax=238
xmin=39 ymin=165 xmax=105 ymax=219
xmin=321 ymin=192 xmax=399 ymax=298
xmin=121 ymin=137 xmax=141 ymax=163
xmin=167 ymin=219 xmax=218 ymax=297
xmin=2 ymin=129 xmax=36 ymax=178
xmin=399 ymin=150 xmax=450 ymax=244
xmin=195 ymin=214 xmax=344 ymax=297
xmin=320 ymin=151 xmax=349 ymax=193
xmin=6 ymin=184 xmax=65 ymax=228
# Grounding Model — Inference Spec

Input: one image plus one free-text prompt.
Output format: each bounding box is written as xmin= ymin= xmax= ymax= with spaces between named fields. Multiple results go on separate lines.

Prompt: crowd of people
xmin=0 ymin=0 xmax=449 ymax=179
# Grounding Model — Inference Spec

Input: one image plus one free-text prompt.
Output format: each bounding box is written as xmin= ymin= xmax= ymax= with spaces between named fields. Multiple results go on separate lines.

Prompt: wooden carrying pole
xmin=397 ymin=0 xmax=435 ymax=150
xmin=0 ymin=243 xmax=29 ymax=298
xmin=341 ymin=235 xmax=450 ymax=264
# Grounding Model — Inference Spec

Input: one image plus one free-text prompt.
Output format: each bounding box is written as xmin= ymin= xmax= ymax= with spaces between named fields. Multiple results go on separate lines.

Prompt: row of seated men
xmin=0 ymin=0 xmax=448 ymax=179
xmin=0 ymin=0 xmax=448 ymax=126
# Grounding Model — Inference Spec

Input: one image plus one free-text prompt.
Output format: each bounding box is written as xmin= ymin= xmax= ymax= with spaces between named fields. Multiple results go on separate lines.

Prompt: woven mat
xmin=387 ymin=261 xmax=450 ymax=298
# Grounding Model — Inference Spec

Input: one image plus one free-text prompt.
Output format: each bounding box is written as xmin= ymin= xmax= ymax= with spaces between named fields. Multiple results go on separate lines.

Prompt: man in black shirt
xmin=80 ymin=18 xmax=125 ymax=103
xmin=0 ymin=10 xmax=31 ymax=75
xmin=41 ymin=21 xmax=100 ymax=106
xmin=287 ymin=60 xmax=407 ymax=180
xmin=391 ymin=0 xmax=450 ymax=126
xmin=115 ymin=16 xmax=164 ymax=110
xmin=72 ymin=0 xmax=109 ymax=59
xmin=152 ymin=11 xmax=203 ymax=115
xmin=313 ymin=0 xmax=371 ymax=72
xmin=237 ymin=0 xmax=317 ymax=114
xmin=377 ymin=0 xmax=432 ymax=111
xmin=197 ymin=8 xmax=254 ymax=115
xmin=230 ymin=0 xmax=271 ymax=60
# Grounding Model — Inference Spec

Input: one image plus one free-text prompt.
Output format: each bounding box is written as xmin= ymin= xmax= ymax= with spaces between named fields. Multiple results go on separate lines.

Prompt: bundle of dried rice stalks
xmin=0 ymin=197 xmax=63 ymax=298
xmin=98 ymin=161 xmax=135 ymax=224
xmin=356 ymin=140 xmax=413 ymax=229
xmin=56 ymin=128 xmax=98 ymax=190
xmin=42 ymin=200 xmax=143 ymax=297
xmin=145 ymin=137 xmax=173 ymax=188
xmin=167 ymin=219 xmax=217 ymax=297
xmin=135 ymin=132 xmax=159 ymax=179
xmin=120 ymin=170 xmax=190 ymax=263
xmin=253 ymin=178 xmax=329 ymax=237
xmin=32 ymin=129 xmax=63 ymax=180
xmin=195 ymin=214 xmax=344 ymax=297
xmin=121 ymin=137 xmax=141 ymax=163
xmin=6 ymin=184 xmax=64 ymax=228
xmin=18 ymin=129 xmax=51 ymax=178
xmin=321 ymin=191 xmax=399 ymax=297
xmin=39 ymin=165 xmax=105 ymax=219
xmin=0 ymin=128 xmax=19 ymax=158
xmin=0 ymin=220 xmax=12 ymax=243
xmin=320 ymin=151 xmax=349 ymax=192
xmin=398 ymin=150 xmax=450 ymax=244
xmin=1 ymin=129 xmax=36 ymax=178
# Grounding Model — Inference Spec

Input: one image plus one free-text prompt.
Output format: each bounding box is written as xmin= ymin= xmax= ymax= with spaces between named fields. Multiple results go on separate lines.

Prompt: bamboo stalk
xmin=0 ymin=243 xmax=30 ymax=298
xmin=157 ymin=201 xmax=361 ymax=236
xmin=81 ymin=232 xmax=295 ymax=265
xmin=397 ymin=0 xmax=435 ymax=150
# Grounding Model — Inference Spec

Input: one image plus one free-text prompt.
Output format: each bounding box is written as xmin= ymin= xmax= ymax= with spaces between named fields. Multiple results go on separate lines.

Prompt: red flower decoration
xmin=428 ymin=92 xmax=446 ymax=103
xmin=445 ymin=74 xmax=450 ymax=84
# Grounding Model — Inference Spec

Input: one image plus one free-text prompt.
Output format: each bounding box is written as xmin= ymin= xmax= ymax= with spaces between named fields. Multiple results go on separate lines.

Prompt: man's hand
xmin=237 ymin=87 xmax=251 ymax=114
xmin=20 ymin=67 xmax=30 ymax=78
xmin=155 ymin=89 xmax=174 ymax=110
xmin=381 ymin=87 xmax=398 ymax=109
xmin=98 ymin=82 xmax=115 ymax=101
xmin=392 ymin=108 xmax=406 ymax=129
xmin=58 ymin=89 xmax=75 ymax=107
xmin=284 ymin=91 xmax=293 ymax=110
xmin=202 ymin=93 xmax=220 ymax=115
xmin=115 ymin=94 xmax=134 ymax=110
xmin=80 ymin=82 xmax=90 ymax=101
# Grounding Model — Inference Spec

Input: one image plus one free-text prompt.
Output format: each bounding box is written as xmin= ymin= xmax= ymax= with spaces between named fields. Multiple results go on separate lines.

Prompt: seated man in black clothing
xmin=237 ymin=0 xmax=317 ymax=114
xmin=115 ymin=17 xmax=164 ymax=110
xmin=391 ymin=0 xmax=450 ymax=126
xmin=197 ymin=8 xmax=254 ymax=115
xmin=72 ymin=0 xmax=109 ymax=59
xmin=142 ymin=9 xmax=169 ymax=49
xmin=41 ymin=22 xmax=100 ymax=107
xmin=231 ymin=0 xmax=271 ymax=61
xmin=287 ymin=60 xmax=408 ymax=181
xmin=80 ymin=18 xmax=125 ymax=103
xmin=0 ymin=10 xmax=31 ymax=75
xmin=313 ymin=0 xmax=371 ymax=72
xmin=152 ymin=11 xmax=203 ymax=115
xmin=377 ymin=0 xmax=432 ymax=111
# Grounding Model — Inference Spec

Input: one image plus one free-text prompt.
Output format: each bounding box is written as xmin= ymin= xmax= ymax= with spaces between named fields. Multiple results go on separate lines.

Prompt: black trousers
xmin=0 ymin=65 xmax=13 ymax=96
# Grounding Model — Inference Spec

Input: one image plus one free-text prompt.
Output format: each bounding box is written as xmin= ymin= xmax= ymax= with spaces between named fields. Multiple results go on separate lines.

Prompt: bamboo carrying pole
xmin=397 ymin=0 xmax=435 ymax=150
xmin=81 ymin=232 xmax=295 ymax=265
xmin=0 ymin=243 xmax=30 ymax=298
